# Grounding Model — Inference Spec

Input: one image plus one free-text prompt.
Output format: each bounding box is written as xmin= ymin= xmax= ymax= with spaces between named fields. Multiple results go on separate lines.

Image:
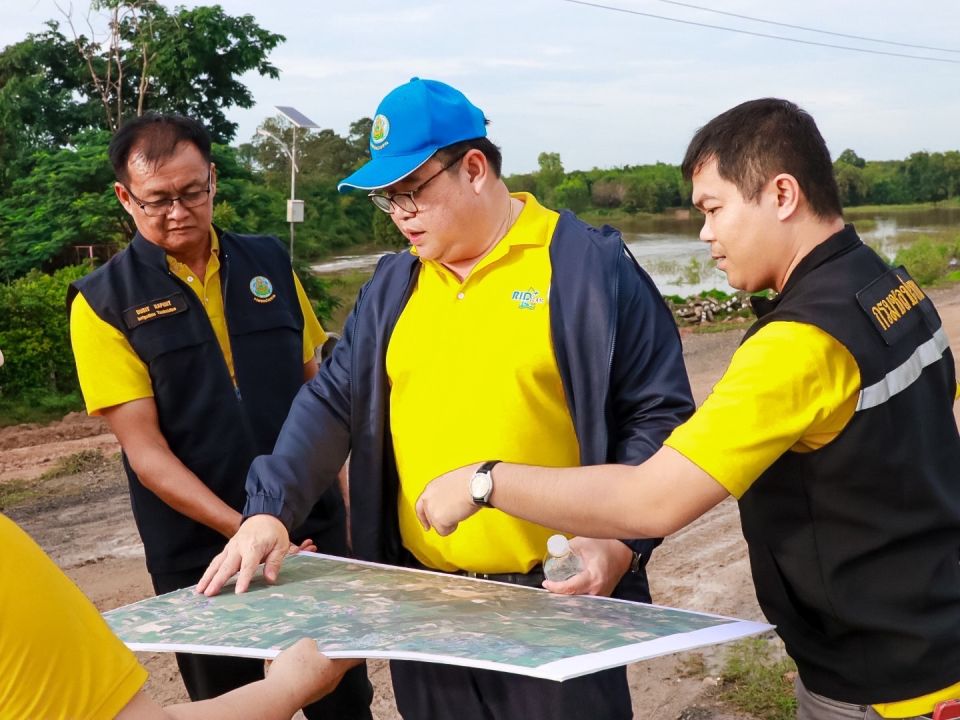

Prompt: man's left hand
xmin=416 ymin=463 xmax=483 ymax=535
xmin=541 ymin=537 xmax=632 ymax=597
xmin=288 ymin=538 xmax=317 ymax=555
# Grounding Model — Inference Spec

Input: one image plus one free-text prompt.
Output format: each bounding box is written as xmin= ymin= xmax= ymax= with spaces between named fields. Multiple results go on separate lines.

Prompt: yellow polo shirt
xmin=71 ymin=228 xmax=326 ymax=415
xmin=388 ymin=193 xmax=579 ymax=574
xmin=0 ymin=514 xmax=147 ymax=719
xmin=664 ymin=320 xmax=960 ymax=716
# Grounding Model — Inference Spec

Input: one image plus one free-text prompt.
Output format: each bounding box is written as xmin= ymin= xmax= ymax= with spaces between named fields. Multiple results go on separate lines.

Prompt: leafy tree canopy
xmin=0 ymin=0 xmax=285 ymax=161
xmin=0 ymin=131 xmax=125 ymax=281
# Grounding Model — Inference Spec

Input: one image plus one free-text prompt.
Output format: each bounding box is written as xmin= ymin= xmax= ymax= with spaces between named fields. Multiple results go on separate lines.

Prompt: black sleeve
xmin=242 ymin=285 xmax=363 ymax=530
xmin=611 ymin=247 xmax=695 ymax=581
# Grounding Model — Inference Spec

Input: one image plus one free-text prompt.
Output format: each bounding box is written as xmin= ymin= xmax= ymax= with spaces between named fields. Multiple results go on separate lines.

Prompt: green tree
xmin=371 ymin=208 xmax=406 ymax=248
xmin=553 ymin=176 xmax=590 ymax=213
xmin=0 ymin=1 xmax=284 ymax=147
xmin=536 ymin=152 xmax=565 ymax=204
xmin=0 ymin=131 xmax=125 ymax=281
xmin=346 ymin=117 xmax=373 ymax=164
xmin=504 ymin=172 xmax=537 ymax=195
xmin=902 ymin=151 xmax=950 ymax=203
xmin=834 ymin=162 xmax=868 ymax=207
xmin=61 ymin=1 xmax=284 ymax=141
xmin=0 ymin=25 xmax=97 ymax=191
xmin=836 ymin=148 xmax=866 ymax=169
xmin=0 ymin=265 xmax=89 ymax=401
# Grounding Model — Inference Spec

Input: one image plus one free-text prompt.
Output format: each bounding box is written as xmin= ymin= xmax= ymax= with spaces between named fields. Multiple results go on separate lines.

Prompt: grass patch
xmin=717 ymin=636 xmax=797 ymax=720
xmin=677 ymin=653 xmax=708 ymax=679
xmin=0 ymin=478 xmax=43 ymax=510
xmin=41 ymin=449 xmax=109 ymax=480
xmin=0 ymin=391 xmax=84 ymax=427
xmin=0 ymin=450 xmax=114 ymax=512
xmin=894 ymin=235 xmax=960 ymax=286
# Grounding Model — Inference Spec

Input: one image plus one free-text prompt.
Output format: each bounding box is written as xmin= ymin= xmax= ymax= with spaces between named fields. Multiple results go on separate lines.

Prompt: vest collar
xmin=129 ymin=225 xmax=224 ymax=271
xmin=751 ymin=224 xmax=861 ymax=319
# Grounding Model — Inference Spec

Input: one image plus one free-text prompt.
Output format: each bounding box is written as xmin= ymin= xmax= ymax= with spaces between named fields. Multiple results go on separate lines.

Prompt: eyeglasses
xmin=125 ymin=168 xmax=212 ymax=217
xmin=368 ymin=152 xmax=467 ymax=215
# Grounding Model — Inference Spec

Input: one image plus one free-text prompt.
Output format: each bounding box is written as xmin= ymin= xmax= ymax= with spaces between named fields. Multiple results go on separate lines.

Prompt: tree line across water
xmin=1 ymin=1 xmax=959 ymax=422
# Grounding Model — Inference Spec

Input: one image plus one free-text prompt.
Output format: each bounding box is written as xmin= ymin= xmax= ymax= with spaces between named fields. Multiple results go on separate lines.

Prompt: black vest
xmin=69 ymin=229 xmax=344 ymax=574
xmin=740 ymin=226 xmax=960 ymax=703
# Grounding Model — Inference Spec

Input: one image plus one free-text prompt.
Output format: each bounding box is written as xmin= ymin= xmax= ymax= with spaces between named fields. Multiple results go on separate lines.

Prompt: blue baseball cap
xmin=338 ymin=77 xmax=487 ymax=192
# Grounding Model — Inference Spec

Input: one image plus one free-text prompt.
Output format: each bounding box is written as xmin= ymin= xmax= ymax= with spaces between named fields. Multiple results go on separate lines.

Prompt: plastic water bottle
xmin=543 ymin=534 xmax=582 ymax=581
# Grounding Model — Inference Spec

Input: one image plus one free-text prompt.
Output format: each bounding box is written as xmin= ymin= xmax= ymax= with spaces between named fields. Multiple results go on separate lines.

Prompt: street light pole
xmin=257 ymin=106 xmax=320 ymax=265
xmin=289 ymin=124 xmax=296 ymax=261
xmin=256 ymin=127 xmax=297 ymax=262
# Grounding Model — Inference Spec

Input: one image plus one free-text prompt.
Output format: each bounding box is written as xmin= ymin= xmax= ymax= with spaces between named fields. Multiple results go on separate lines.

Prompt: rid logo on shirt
xmin=511 ymin=288 xmax=544 ymax=310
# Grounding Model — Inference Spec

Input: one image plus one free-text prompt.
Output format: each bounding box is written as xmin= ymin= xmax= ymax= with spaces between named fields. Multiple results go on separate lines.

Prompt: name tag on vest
xmin=856 ymin=266 xmax=927 ymax=346
xmin=122 ymin=292 xmax=189 ymax=328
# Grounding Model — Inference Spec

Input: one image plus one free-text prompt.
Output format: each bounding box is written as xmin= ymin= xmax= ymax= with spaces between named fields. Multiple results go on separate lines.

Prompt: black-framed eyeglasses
xmin=368 ymin=152 xmax=468 ymax=215
xmin=125 ymin=167 xmax=212 ymax=217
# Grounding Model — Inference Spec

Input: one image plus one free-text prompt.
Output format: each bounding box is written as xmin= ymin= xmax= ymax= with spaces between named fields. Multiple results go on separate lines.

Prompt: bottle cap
xmin=547 ymin=534 xmax=570 ymax=557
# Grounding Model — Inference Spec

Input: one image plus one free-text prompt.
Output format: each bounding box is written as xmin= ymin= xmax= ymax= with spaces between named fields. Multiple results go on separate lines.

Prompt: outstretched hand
xmin=265 ymin=639 xmax=362 ymax=707
xmin=415 ymin=463 xmax=482 ymax=536
xmin=197 ymin=514 xmax=291 ymax=596
xmin=541 ymin=537 xmax=633 ymax=597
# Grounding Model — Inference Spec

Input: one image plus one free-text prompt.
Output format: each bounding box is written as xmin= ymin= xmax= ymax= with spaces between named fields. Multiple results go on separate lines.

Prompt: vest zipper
xmin=218 ymin=250 xmax=242 ymax=400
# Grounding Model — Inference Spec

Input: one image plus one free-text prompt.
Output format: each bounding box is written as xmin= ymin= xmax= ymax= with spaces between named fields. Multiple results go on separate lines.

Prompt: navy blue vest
xmin=69 ymin=229 xmax=344 ymax=574
xmin=740 ymin=226 xmax=960 ymax=702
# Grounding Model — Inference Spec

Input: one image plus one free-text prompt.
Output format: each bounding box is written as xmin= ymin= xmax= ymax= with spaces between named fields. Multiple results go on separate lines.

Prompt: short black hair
xmin=681 ymin=98 xmax=842 ymax=219
xmin=435 ymin=121 xmax=502 ymax=178
xmin=109 ymin=113 xmax=212 ymax=184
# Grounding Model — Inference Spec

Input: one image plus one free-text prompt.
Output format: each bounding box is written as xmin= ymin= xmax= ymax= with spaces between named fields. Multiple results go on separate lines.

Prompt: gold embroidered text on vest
xmin=122 ymin=293 xmax=188 ymax=327
xmin=871 ymin=276 xmax=925 ymax=331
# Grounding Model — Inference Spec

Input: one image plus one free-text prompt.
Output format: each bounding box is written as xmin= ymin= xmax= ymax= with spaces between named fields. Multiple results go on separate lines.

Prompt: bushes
xmin=0 ymin=264 xmax=88 ymax=403
xmin=894 ymin=237 xmax=954 ymax=286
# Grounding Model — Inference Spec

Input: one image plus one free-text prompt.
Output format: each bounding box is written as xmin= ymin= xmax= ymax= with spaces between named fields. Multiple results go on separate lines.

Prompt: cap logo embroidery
xmin=371 ymin=114 xmax=390 ymax=151
xmin=250 ymin=276 xmax=276 ymax=304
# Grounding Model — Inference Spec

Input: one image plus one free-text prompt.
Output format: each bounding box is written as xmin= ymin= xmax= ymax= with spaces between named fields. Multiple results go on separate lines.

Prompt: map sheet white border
xmin=107 ymin=552 xmax=772 ymax=681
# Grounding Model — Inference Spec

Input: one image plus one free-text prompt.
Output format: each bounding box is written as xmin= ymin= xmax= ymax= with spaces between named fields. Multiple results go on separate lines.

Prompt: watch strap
xmin=477 ymin=460 xmax=501 ymax=475
xmin=472 ymin=460 xmax=501 ymax=507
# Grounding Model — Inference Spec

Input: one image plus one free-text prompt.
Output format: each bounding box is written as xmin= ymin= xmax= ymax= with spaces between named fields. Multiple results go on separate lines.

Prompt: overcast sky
xmin=5 ymin=0 xmax=960 ymax=174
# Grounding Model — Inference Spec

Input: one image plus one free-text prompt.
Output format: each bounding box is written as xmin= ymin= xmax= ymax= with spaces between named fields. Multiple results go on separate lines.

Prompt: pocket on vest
xmin=228 ymin=308 xmax=300 ymax=336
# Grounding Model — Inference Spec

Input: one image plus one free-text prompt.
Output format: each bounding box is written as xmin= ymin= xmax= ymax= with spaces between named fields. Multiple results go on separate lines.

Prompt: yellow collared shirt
xmin=388 ymin=193 xmax=579 ymax=574
xmin=71 ymin=228 xmax=326 ymax=415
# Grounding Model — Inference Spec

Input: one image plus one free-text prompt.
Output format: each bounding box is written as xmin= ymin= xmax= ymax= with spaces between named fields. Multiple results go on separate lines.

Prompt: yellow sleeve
xmin=664 ymin=321 xmax=860 ymax=499
xmin=70 ymin=293 xmax=154 ymax=415
xmin=0 ymin=515 xmax=147 ymax=720
xmin=293 ymin=272 xmax=328 ymax=363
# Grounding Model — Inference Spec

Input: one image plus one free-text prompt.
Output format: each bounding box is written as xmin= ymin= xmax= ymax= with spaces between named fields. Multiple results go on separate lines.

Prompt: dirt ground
xmin=5 ymin=284 xmax=960 ymax=719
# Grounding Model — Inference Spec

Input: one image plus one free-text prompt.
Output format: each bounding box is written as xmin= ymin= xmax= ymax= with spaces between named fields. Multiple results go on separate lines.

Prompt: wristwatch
xmin=470 ymin=460 xmax=501 ymax=507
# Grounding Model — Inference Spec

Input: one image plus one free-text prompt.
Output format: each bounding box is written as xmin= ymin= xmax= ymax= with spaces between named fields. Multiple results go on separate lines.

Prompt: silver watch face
xmin=470 ymin=471 xmax=493 ymax=504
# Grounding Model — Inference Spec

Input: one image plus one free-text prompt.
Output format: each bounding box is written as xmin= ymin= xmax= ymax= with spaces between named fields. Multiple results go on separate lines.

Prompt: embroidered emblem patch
xmin=511 ymin=288 xmax=544 ymax=310
xmin=371 ymin=114 xmax=390 ymax=151
xmin=856 ymin=266 xmax=928 ymax=346
xmin=249 ymin=276 xmax=276 ymax=304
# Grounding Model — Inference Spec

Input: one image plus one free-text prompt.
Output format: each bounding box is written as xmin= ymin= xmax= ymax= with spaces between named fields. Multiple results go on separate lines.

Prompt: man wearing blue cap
xmin=200 ymin=77 xmax=694 ymax=719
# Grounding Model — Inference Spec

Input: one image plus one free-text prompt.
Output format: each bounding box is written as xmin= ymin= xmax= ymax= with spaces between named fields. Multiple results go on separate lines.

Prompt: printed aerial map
xmin=104 ymin=553 xmax=770 ymax=680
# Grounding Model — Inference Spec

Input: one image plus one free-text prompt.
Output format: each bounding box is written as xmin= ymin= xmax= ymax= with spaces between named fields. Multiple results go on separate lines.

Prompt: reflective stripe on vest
xmin=857 ymin=326 xmax=951 ymax=411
